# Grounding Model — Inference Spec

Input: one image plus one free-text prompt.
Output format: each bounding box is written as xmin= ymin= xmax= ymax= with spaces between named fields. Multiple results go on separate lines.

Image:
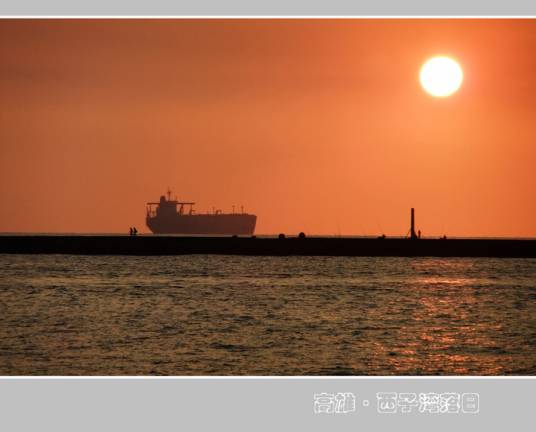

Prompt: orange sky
xmin=1 ymin=19 xmax=535 ymax=236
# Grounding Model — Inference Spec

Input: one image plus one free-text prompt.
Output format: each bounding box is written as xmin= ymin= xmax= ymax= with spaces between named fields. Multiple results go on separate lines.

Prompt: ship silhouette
xmin=146 ymin=189 xmax=257 ymax=235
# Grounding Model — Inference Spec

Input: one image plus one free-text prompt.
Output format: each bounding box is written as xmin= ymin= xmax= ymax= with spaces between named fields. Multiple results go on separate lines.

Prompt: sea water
xmin=0 ymin=254 xmax=535 ymax=375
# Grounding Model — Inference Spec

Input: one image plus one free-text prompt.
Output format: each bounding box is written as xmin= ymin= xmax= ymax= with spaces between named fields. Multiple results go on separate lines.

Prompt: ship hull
xmin=146 ymin=214 xmax=257 ymax=235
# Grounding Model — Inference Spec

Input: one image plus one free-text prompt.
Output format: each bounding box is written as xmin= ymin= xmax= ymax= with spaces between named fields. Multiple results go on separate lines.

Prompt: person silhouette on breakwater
xmin=129 ymin=227 xmax=138 ymax=236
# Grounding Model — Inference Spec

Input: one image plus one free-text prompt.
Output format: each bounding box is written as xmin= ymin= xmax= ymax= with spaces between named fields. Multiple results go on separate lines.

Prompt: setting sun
xmin=419 ymin=56 xmax=463 ymax=97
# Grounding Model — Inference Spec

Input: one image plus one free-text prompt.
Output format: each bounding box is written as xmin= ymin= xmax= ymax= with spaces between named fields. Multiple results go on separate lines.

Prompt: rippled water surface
xmin=1 ymin=254 xmax=535 ymax=375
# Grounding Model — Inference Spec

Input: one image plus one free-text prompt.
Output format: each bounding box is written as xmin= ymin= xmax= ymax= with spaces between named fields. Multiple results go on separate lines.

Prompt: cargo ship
xmin=146 ymin=190 xmax=257 ymax=235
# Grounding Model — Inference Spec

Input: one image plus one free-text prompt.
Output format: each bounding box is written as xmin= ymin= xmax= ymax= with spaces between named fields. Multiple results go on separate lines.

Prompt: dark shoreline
xmin=1 ymin=235 xmax=535 ymax=257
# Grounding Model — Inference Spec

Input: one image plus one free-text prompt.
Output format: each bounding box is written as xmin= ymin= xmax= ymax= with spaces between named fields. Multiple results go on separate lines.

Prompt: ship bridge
xmin=146 ymin=189 xmax=195 ymax=217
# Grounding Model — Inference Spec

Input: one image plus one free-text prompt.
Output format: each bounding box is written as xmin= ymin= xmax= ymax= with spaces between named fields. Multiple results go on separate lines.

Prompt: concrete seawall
xmin=1 ymin=235 xmax=535 ymax=257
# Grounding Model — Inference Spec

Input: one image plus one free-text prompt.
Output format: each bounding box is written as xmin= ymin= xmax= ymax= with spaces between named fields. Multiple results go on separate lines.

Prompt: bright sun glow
xmin=419 ymin=56 xmax=463 ymax=97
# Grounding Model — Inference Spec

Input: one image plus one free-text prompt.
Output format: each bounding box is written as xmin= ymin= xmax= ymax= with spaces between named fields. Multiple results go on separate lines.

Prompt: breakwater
xmin=1 ymin=235 xmax=535 ymax=257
